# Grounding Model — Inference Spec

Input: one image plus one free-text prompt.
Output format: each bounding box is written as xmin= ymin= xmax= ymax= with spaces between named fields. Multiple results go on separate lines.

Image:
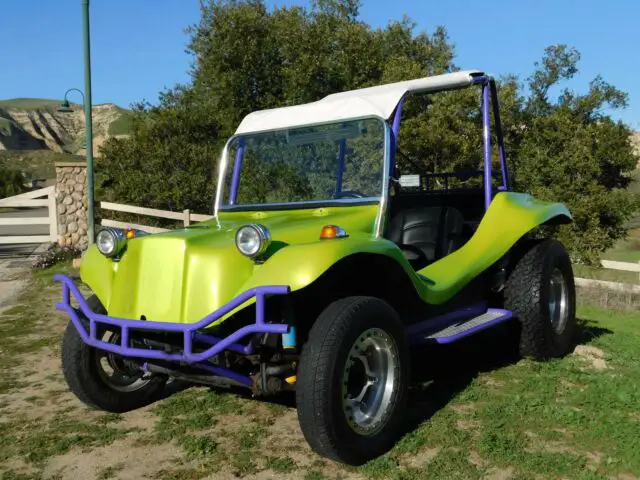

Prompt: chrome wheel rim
xmin=95 ymin=332 xmax=151 ymax=392
xmin=549 ymin=268 xmax=569 ymax=334
xmin=341 ymin=328 xmax=399 ymax=436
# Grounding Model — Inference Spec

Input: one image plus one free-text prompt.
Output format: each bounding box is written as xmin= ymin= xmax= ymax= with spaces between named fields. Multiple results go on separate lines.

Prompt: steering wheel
xmin=335 ymin=190 xmax=366 ymax=199
xmin=397 ymin=244 xmax=429 ymax=269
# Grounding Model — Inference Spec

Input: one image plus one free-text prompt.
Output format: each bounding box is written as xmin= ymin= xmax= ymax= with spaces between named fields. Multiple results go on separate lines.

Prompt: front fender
xmin=237 ymin=234 xmax=425 ymax=295
xmin=420 ymin=191 xmax=572 ymax=304
xmin=79 ymin=245 xmax=116 ymax=308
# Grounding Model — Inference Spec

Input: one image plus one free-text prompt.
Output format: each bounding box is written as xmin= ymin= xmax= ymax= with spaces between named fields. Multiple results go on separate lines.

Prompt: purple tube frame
xmin=229 ymin=137 xmax=245 ymax=205
xmin=481 ymin=82 xmax=492 ymax=210
xmin=489 ymin=80 xmax=509 ymax=190
xmin=335 ymin=139 xmax=346 ymax=195
xmin=389 ymin=98 xmax=404 ymax=176
xmin=407 ymin=305 xmax=513 ymax=345
xmin=406 ymin=302 xmax=487 ymax=336
xmin=54 ymin=274 xmax=290 ymax=364
xmin=392 ymin=98 xmax=404 ymax=142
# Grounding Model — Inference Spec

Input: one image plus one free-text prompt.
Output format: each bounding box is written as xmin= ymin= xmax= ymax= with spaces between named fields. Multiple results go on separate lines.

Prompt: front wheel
xmin=296 ymin=297 xmax=409 ymax=465
xmin=61 ymin=295 xmax=166 ymax=412
xmin=504 ymin=239 xmax=576 ymax=360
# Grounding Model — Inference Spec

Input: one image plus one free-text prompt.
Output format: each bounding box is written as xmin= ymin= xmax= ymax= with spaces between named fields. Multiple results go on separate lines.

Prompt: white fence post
xmin=183 ymin=209 xmax=191 ymax=227
xmin=48 ymin=187 xmax=58 ymax=243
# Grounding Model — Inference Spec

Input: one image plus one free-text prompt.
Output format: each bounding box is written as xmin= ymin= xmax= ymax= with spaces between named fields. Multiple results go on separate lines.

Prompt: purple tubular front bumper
xmin=54 ymin=274 xmax=291 ymax=365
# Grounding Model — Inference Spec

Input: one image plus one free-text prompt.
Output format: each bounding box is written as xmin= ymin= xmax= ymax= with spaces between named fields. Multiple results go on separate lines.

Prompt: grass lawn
xmin=0 ymin=264 xmax=639 ymax=479
xmin=574 ymin=227 xmax=640 ymax=285
xmin=573 ymin=262 xmax=639 ymax=285
xmin=601 ymin=229 xmax=640 ymax=264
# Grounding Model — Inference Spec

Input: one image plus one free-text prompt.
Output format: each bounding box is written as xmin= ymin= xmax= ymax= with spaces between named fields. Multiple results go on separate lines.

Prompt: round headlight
xmin=96 ymin=228 xmax=126 ymax=258
xmin=235 ymin=224 xmax=270 ymax=258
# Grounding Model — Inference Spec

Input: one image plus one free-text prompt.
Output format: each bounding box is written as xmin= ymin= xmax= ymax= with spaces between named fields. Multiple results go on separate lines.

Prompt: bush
xmin=0 ymin=165 xmax=25 ymax=197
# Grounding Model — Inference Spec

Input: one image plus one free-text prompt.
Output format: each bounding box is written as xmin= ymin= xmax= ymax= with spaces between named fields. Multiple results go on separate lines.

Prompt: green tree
xmin=0 ymin=165 xmax=25 ymax=198
xmin=513 ymin=45 xmax=638 ymax=262
xmin=99 ymin=1 xmax=638 ymax=263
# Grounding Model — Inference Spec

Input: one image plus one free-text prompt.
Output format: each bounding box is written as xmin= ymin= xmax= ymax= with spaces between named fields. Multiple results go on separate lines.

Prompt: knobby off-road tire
xmin=296 ymin=296 xmax=409 ymax=465
xmin=61 ymin=295 xmax=166 ymax=413
xmin=504 ymin=239 xmax=576 ymax=360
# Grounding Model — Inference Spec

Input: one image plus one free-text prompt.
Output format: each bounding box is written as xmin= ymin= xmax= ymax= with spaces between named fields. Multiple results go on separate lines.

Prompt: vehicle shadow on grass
xmin=145 ymin=318 xmax=613 ymax=432
xmin=401 ymin=318 xmax=612 ymax=436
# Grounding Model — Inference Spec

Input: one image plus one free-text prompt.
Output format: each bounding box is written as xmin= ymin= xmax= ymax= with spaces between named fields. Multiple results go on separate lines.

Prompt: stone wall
xmin=55 ymin=162 xmax=88 ymax=248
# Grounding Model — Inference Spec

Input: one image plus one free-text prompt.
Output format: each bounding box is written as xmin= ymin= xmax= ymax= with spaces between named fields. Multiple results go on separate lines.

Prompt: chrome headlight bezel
xmin=96 ymin=227 xmax=127 ymax=258
xmin=235 ymin=224 xmax=271 ymax=258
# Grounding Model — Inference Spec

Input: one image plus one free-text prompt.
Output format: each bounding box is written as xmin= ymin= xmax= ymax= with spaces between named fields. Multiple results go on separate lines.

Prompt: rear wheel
xmin=296 ymin=297 xmax=409 ymax=465
xmin=61 ymin=295 xmax=167 ymax=412
xmin=504 ymin=239 xmax=576 ymax=359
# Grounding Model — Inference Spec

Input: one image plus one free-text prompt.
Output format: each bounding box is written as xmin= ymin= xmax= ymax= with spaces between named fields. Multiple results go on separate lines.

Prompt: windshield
xmin=222 ymin=118 xmax=386 ymax=207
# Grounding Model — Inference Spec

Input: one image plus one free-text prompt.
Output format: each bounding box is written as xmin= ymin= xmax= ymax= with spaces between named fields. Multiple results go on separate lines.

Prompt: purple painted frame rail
xmin=407 ymin=304 xmax=513 ymax=345
xmin=54 ymin=274 xmax=290 ymax=365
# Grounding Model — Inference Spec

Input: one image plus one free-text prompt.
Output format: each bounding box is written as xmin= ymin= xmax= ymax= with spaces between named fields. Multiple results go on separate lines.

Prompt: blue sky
xmin=1 ymin=0 xmax=638 ymax=128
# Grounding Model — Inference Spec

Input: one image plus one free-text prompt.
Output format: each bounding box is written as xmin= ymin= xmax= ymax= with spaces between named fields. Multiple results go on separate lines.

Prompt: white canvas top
xmin=235 ymin=70 xmax=484 ymax=135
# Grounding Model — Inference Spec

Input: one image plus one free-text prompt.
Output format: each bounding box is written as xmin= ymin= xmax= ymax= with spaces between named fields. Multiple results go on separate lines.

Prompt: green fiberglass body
xmin=57 ymin=70 xmax=577 ymax=465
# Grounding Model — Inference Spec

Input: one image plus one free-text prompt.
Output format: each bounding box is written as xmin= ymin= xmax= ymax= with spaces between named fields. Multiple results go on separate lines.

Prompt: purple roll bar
xmin=389 ymin=97 xmax=405 ymax=176
xmin=481 ymin=82 xmax=492 ymax=210
xmin=229 ymin=136 xmax=245 ymax=205
xmin=54 ymin=274 xmax=290 ymax=364
xmin=335 ymin=138 xmax=346 ymax=195
xmin=392 ymin=97 xmax=404 ymax=142
xmin=489 ymin=80 xmax=509 ymax=190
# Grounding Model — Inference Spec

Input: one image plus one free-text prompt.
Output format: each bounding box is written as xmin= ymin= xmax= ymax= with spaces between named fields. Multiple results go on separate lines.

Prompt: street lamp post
xmin=59 ymin=2 xmax=95 ymax=244
xmin=81 ymin=0 xmax=95 ymax=244
xmin=59 ymin=88 xmax=85 ymax=111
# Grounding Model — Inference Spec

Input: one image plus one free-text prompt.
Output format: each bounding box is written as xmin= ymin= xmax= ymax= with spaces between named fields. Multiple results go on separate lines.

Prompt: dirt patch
xmin=0 ymin=259 xmax=31 ymax=313
xmin=480 ymin=377 xmax=505 ymax=388
xmin=43 ymin=438 xmax=181 ymax=480
xmin=400 ymin=447 xmax=439 ymax=469
xmin=0 ymin=278 xmax=27 ymax=313
xmin=573 ymin=345 xmax=608 ymax=370
xmin=468 ymin=450 xmax=487 ymax=468
xmin=484 ymin=466 xmax=514 ymax=480
xmin=613 ymin=474 xmax=640 ymax=480
xmin=584 ymin=451 xmax=603 ymax=469
xmin=0 ymin=350 xmax=68 ymax=421
xmin=456 ymin=419 xmax=481 ymax=431
xmin=258 ymin=410 xmax=314 ymax=466
xmin=450 ymin=403 xmax=478 ymax=414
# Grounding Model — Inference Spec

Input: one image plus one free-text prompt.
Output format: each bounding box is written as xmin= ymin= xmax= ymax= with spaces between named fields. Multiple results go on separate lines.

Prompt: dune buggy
xmin=56 ymin=70 xmax=576 ymax=465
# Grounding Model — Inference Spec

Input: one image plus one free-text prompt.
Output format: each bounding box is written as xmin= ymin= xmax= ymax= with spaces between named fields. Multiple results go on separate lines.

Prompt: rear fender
xmin=419 ymin=191 xmax=572 ymax=304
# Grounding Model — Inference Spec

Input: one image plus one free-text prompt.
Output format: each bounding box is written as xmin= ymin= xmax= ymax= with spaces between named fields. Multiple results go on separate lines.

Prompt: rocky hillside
xmin=0 ymin=98 xmax=131 ymax=158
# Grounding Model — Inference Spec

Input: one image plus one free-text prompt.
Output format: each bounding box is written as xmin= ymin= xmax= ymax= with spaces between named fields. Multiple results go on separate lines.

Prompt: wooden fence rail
xmin=0 ymin=186 xmax=58 ymax=244
xmin=576 ymin=259 xmax=640 ymax=293
xmin=100 ymin=201 xmax=213 ymax=234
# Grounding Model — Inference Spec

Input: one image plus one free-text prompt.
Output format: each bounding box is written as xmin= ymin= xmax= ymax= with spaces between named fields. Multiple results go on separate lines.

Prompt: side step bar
xmin=408 ymin=308 xmax=513 ymax=345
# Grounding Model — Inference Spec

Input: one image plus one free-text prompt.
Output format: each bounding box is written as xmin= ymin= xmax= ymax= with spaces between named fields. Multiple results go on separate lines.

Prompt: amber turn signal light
xmin=125 ymin=228 xmax=136 ymax=240
xmin=319 ymin=225 xmax=348 ymax=240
